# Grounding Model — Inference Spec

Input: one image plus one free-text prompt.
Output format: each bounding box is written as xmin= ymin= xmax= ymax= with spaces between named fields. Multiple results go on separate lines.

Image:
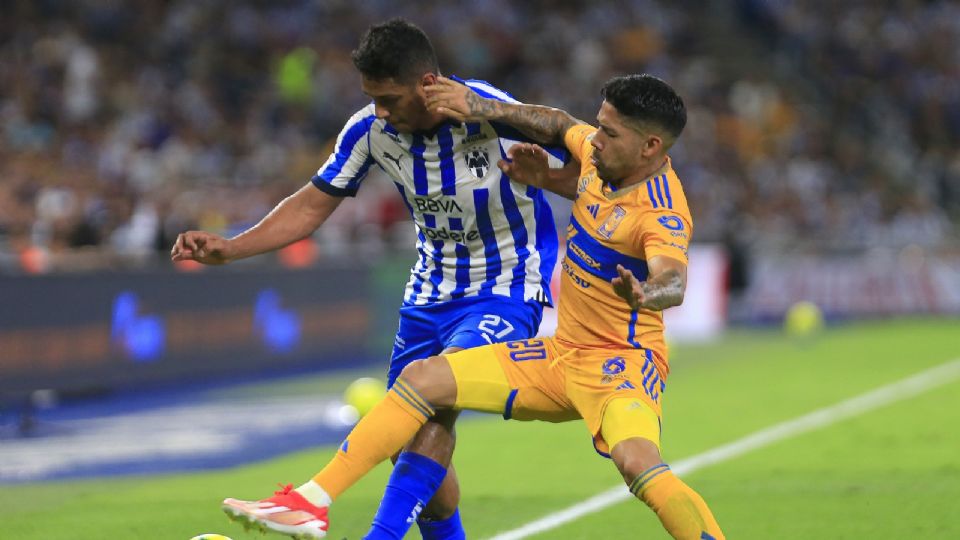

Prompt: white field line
xmin=487 ymin=357 xmax=960 ymax=540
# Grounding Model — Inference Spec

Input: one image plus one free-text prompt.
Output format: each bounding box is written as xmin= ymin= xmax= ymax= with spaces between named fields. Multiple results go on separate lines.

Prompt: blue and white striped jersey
xmin=312 ymin=78 xmax=564 ymax=307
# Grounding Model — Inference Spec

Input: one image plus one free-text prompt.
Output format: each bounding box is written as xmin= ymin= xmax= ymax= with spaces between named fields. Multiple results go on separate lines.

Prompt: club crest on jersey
xmin=464 ymin=147 xmax=490 ymax=178
xmin=597 ymin=205 xmax=627 ymax=239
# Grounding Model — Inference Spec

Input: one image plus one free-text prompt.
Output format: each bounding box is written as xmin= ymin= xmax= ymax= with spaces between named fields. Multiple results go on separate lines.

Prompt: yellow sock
xmin=631 ymin=464 xmax=725 ymax=540
xmin=312 ymin=378 xmax=434 ymax=499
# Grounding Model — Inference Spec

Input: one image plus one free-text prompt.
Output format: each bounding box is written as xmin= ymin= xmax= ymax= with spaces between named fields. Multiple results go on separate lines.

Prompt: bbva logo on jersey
xmin=464 ymin=147 xmax=490 ymax=178
xmin=657 ymin=215 xmax=684 ymax=231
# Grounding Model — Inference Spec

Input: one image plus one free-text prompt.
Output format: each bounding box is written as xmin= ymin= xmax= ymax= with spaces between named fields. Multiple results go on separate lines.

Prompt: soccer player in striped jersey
xmin=173 ymin=18 xmax=573 ymax=540
xmin=218 ymin=74 xmax=725 ymax=539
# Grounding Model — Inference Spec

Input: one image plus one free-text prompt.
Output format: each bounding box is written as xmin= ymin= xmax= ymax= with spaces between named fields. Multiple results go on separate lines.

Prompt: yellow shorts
xmin=445 ymin=335 xmax=666 ymax=455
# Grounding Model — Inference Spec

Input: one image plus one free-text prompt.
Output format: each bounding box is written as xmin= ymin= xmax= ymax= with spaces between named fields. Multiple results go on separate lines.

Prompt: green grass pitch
xmin=2 ymin=319 xmax=958 ymax=539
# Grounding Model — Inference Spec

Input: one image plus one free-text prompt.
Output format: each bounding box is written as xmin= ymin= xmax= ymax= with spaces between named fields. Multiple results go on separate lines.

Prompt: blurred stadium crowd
xmin=1 ymin=0 xmax=957 ymax=273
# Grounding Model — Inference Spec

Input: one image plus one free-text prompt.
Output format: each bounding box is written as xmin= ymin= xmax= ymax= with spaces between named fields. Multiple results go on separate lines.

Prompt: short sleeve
xmin=639 ymin=208 xmax=693 ymax=264
xmin=311 ymin=107 xmax=376 ymax=197
xmin=563 ymin=124 xmax=597 ymax=163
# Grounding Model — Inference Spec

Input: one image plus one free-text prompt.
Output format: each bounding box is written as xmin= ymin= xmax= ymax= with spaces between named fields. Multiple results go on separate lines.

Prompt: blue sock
xmin=363 ymin=452 xmax=448 ymax=540
xmin=418 ymin=508 xmax=466 ymax=540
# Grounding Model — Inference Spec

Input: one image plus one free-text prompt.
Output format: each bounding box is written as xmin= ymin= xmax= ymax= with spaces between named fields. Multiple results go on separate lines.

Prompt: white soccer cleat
xmin=222 ymin=484 xmax=329 ymax=539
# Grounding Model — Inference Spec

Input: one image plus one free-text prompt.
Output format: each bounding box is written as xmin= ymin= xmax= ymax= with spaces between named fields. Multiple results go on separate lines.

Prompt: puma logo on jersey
xmin=382 ymin=151 xmax=402 ymax=170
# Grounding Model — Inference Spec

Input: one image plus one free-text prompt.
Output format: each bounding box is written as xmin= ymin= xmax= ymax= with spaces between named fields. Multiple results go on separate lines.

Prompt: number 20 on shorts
xmin=507 ymin=339 xmax=547 ymax=362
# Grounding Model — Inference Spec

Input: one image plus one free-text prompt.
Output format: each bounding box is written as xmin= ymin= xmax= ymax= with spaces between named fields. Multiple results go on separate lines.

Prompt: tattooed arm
xmin=612 ymin=256 xmax=687 ymax=312
xmin=425 ymin=76 xmax=586 ymax=145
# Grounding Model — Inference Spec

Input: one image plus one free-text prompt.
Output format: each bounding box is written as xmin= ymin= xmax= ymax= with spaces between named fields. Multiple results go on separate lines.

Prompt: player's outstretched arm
xmin=426 ymin=76 xmax=585 ymax=146
xmin=170 ymin=183 xmax=343 ymax=265
xmin=498 ymin=143 xmax=579 ymax=200
xmin=612 ymin=256 xmax=687 ymax=311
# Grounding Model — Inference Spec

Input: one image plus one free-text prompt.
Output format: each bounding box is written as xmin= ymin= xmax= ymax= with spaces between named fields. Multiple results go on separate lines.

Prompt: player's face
xmin=361 ymin=75 xmax=432 ymax=133
xmin=591 ymin=101 xmax=660 ymax=186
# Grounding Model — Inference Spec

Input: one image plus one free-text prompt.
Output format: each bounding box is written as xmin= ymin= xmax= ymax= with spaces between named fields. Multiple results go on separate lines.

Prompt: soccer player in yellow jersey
xmin=222 ymin=74 xmax=724 ymax=540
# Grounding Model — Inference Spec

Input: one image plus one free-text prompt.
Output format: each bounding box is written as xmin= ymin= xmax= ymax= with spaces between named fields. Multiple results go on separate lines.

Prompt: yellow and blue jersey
xmin=554 ymin=125 xmax=693 ymax=377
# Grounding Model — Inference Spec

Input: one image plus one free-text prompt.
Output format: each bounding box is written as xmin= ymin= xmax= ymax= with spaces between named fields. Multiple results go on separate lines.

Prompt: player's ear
xmin=643 ymin=134 xmax=663 ymax=157
xmin=415 ymin=72 xmax=437 ymax=101
xmin=420 ymin=72 xmax=437 ymax=88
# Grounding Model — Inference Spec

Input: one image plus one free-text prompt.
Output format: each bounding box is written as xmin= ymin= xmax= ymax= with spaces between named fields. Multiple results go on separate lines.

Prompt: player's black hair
xmin=351 ymin=18 xmax=439 ymax=83
xmin=601 ymin=74 xmax=686 ymax=141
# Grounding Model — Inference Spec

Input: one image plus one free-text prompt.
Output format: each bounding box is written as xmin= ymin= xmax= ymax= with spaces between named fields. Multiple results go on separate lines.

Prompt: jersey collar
xmin=601 ymin=156 xmax=672 ymax=201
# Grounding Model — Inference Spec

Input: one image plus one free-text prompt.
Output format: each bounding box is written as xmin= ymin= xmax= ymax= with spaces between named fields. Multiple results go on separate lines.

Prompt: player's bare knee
xmin=611 ymin=437 xmax=663 ymax=482
xmin=427 ymin=407 xmax=460 ymax=429
xmin=399 ymin=355 xmax=457 ymax=407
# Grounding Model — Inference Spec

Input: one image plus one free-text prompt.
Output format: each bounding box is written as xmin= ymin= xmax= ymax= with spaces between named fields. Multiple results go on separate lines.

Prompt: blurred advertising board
xmin=742 ymin=252 xmax=960 ymax=320
xmin=0 ymin=266 xmax=372 ymax=393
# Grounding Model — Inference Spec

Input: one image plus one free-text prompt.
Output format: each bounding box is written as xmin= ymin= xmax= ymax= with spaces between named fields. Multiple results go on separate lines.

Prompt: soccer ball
xmin=189 ymin=535 xmax=233 ymax=540
xmin=344 ymin=377 xmax=386 ymax=418
xmin=784 ymin=301 xmax=824 ymax=337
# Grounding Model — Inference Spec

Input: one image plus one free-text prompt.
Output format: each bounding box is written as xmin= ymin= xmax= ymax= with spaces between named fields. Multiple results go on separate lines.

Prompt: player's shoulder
xmin=637 ymin=167 xmax=687 ymax=211
xmin=331 ymin=104 xmax=376 ymax=140
xmin=343 ymin=103 xmax=375 ymax=123
xmin=455 ymin=75 xmax=520 ymax=104
xmin=337 ymin=103 xmax=378 ymax=133
xmin=345 ymin=103 xmax=402 ymax=141
xmin=564 ymin=124 xmax=598 ymax=158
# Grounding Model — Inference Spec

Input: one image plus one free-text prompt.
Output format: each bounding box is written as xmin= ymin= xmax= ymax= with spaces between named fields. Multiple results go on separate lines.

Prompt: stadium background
xmin=1 ymin=1 xmax=958 ymax=538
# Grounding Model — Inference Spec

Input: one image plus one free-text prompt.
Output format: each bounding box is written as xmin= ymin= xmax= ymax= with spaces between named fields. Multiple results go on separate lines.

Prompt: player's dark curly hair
xmin=351 ymin=18 xmax=439 ymax=83
xmin=601 ymin=74 xmax=686 ymax=142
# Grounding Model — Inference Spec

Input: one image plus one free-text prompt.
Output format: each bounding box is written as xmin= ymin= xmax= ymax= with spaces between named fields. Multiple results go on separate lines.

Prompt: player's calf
xmin=365 ymin=411 xmax=462 ymax=539
xmin=627 ymin=462 xmax=725 ymax=540
xmin=605 ymin=411 xmax=724 ymax=539
xmin=406 ymin=409 xmax=462 ymax=520
xmin=420 ymin=464 xmax=461 ymax=520
xmin=407 ymin=408 xmax=460 ymax=465
xmin=611 ymin=445 xmax=724 ymax=540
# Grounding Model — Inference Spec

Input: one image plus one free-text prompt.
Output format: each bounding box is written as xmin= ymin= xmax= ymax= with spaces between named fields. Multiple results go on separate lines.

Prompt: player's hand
xmin=499 ymin=143 xmax=550 ymax=188
xmin=425 ymin=76 xmax=492 ymax=122
xmin=170 ymin=231 xmax=233 ymax=265
xmin=612 ymin=264 xmax=646 ymax=311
